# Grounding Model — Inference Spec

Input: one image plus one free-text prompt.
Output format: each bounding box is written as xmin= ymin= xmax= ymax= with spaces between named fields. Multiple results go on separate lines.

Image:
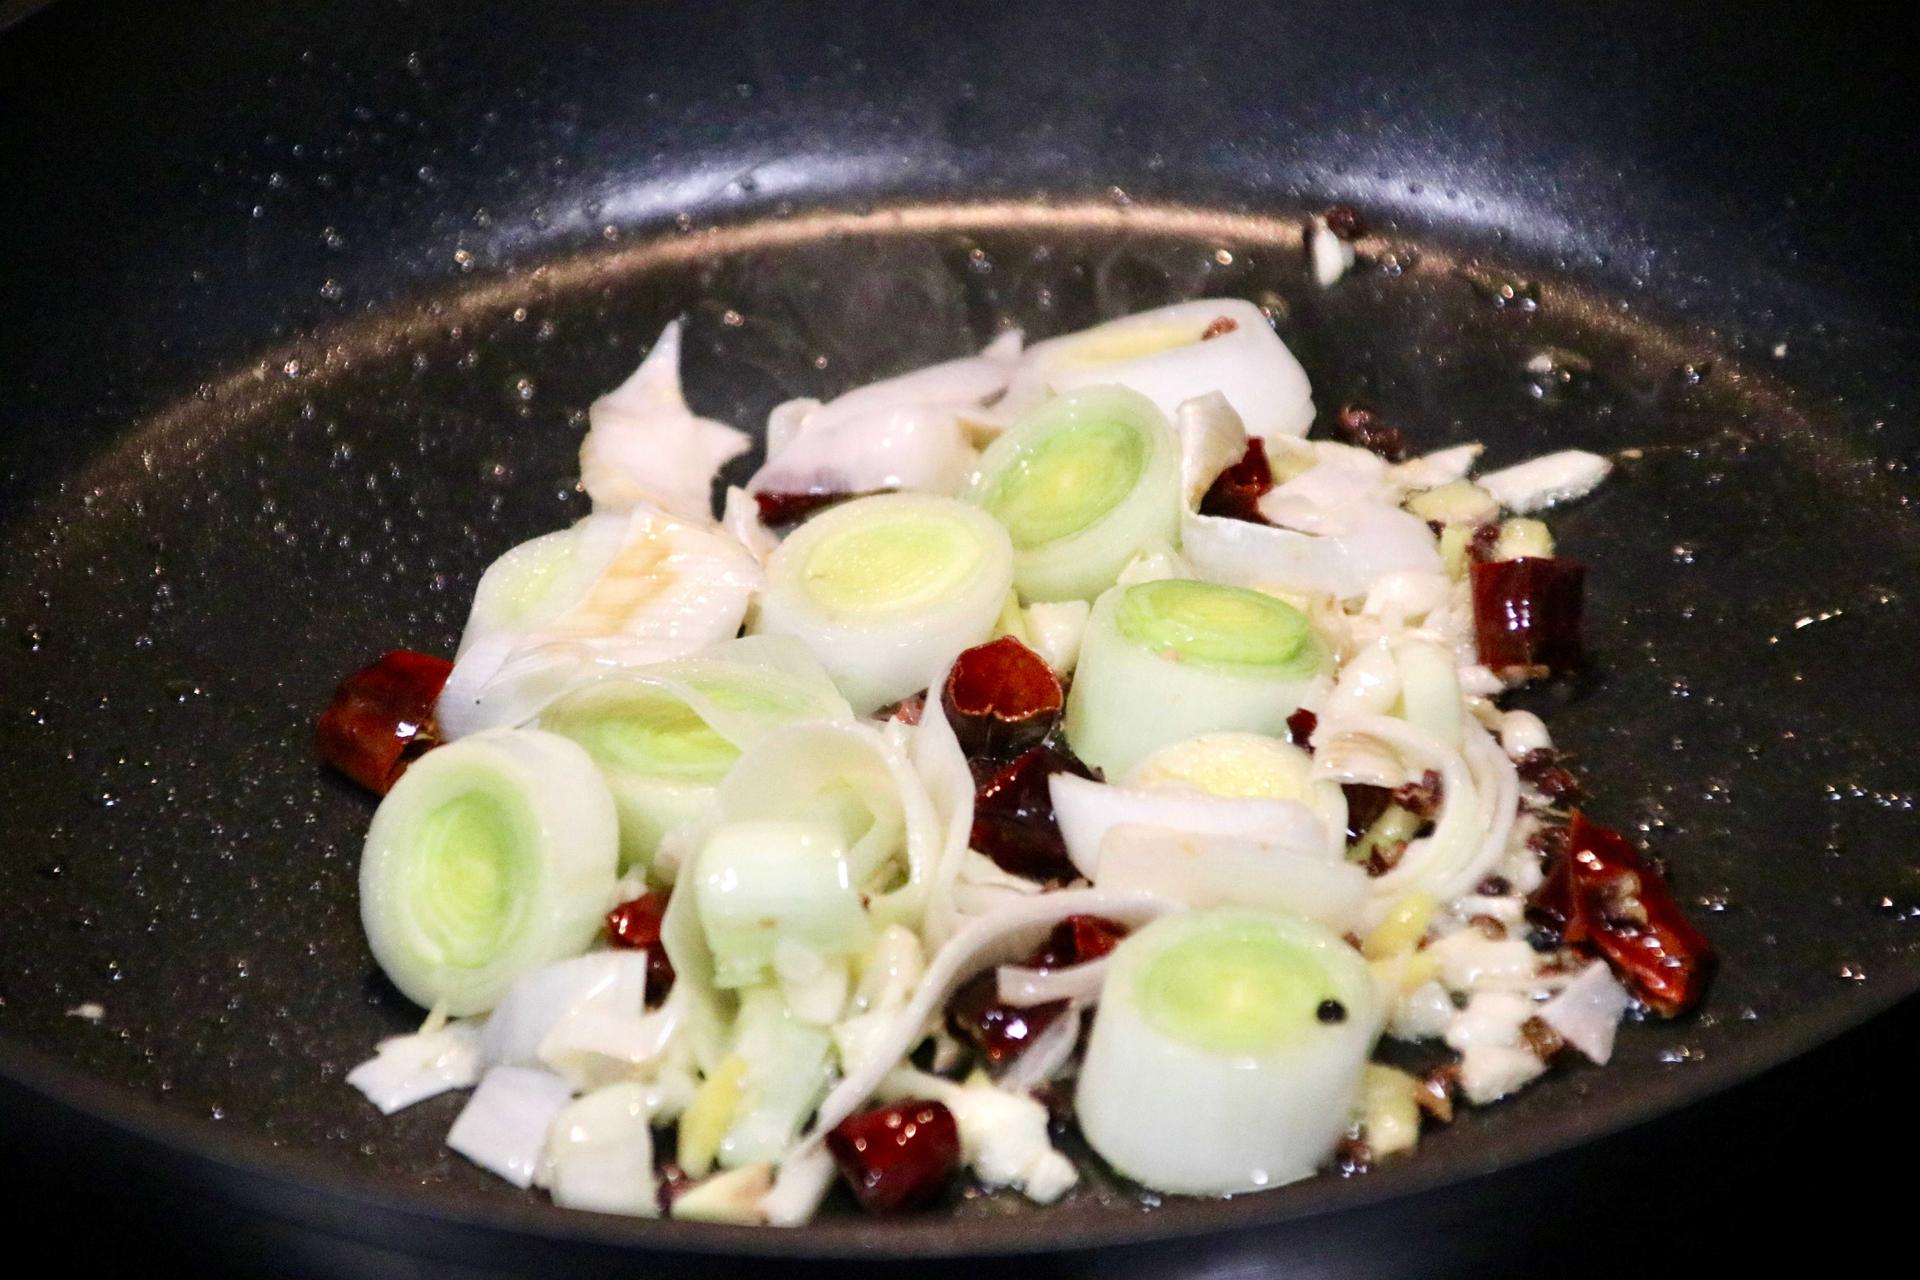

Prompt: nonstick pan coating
xmin=1 ymin=0 xmax=1916 ymax=1271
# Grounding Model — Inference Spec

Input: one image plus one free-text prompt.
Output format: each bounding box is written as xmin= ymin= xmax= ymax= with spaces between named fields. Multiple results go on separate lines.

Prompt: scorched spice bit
xmin=1342 ymin=782 xmax=1394 ymax=843
xmin=1286 ymin=707 xmax=1319 ymax=748
xmin=1198 ymin=437 xmax=1276 ymax=525
xmin=1516 ymin=748 xmax=1585 ymax=805
xmin=941 ymin=635 xmax=1064 ymax=763
xmin=1526 ymin=811 xmax=1715 ymax=1017
xmin=1320 ymin=204 xmax=1368 ymax=241
xmin=1391 ymin=769 xmax=1444 ymax=820
xmin=314 ymin=649 xmax=454 ymax=796
xmin=970 ymin=742 xmax=1096 ymax=883
xmin=826 ymin=1100 xmax=962 ymax=1214
xmin=605 ymin=892 xmax=676 ymax=1002
xmin=1470 ymin=555 xmax=1587 ymax=675
xmin=1330 ymin=404 xmax=1406 ymax=462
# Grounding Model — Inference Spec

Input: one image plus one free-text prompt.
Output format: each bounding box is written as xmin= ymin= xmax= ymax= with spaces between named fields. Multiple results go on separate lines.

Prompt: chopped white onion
xmin=1308 ymin=217 xmax=1356 ymax=288
xmin=1498 ymin=709 xmax=1553 ymax=759
xmin=1392 ymin=443 xmax=1484 ymax=491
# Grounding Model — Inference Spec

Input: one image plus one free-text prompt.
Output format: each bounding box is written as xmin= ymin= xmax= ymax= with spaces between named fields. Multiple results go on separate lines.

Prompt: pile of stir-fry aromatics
xmin=324 ymin=294 xmax=1713 ymax=1224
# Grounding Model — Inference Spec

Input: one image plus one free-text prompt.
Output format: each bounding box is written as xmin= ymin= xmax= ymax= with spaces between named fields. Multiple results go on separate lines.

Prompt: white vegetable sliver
xmin=996 ymin=959 xmax=1112 ymax=1008
xmin=478 ymin=950 xmax=649 ymax=1071
xmin=446 ymin=1066 xmax=575 ymax=1189
xmin=1001 ymin=299 xmax=1315 ymax=441
xmin=1477 ymin=449 xmax=1612 ymax=514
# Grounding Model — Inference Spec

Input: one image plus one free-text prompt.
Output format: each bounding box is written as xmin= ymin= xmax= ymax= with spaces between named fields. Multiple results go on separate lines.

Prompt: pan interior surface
xmin=1 ymin=201 xmax=1917 ymax=1254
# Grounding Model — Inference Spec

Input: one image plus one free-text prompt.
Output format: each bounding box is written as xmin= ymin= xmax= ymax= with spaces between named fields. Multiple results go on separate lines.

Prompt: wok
xmin=1 ymin=0 xmax=1916 ymax=1274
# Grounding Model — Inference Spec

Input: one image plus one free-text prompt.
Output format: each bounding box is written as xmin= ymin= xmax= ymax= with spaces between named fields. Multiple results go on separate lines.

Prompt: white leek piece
xmin=439 ymin=508 xmax=762 ymax=738
xmin=1124 ymin=732 xmax=1348 ymax=858
xmin=446 ymin=1065 xmax=575 ymax=1189
xmin=717 ymin=987 xmax=835 ymax=1169
xmin=1182 ymin=503 xmax=1443 ymax=602
xmin=711 ymin=719 xmax=944 ymax=929
xmin=360 ymin=729 xmax=620 ymax=1017
xmin=965 ymin=386 xmax=1180 ymax=602
xmin=578 ymin=320 xmax=751 ymax=520
xmin=1093 ymin=827 xmax=1369 ymax=933
xmin=346 ymin=1022 xmax=482 ymax=1115
xmin=1392 ymin=637 xmax=1465 ymax=748
xmin=750 ymin=493 xmax=1013 ymax=713
xmin=748 ymin=339 xmax=1019 ymax=499
xmin=1050 ymin=772 xmax=1333 ymax=880
xmin=1076 ymin=908 xmax=1378 ymax=1194
xmin=1476 ymin=449 xmax=1611 ymax=513
xmin=545 ymin=1082 xmax=660 ymax=1216
xmin=1064 ymin=579 xmax=1330 ymax=775
xmin=535 ymin=637 xmax=852 ymax=872
xmin=692 ymin=820 xmax=872 ymax=990
xmin=1000 ymin=299 xmax=1315 ymax=441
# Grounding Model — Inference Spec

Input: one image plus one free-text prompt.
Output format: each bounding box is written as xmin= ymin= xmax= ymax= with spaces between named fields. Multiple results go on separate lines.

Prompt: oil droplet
xmin=1838 ymin=962 xmax=1868 ymax=982
xmin=318 ymin=279 xmax=343 ymax=301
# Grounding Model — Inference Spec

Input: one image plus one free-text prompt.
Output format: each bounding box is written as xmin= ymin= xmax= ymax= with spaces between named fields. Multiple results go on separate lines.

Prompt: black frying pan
xmin=3 ymin=1 xmax=1917 ymax=1275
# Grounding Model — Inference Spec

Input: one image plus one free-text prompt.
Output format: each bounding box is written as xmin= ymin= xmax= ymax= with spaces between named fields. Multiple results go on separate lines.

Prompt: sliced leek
xmin=534 ymin=637 xmax=851 ymax=873
xmin=1065 ymin=579 xmax=1330 ymax=775
xmin=716 ymin=987 xmax=836 ymax=1169
xmin=965 ymin=386 xmax=1180 ymax=602
xmin=360 ymin=729 xmax=620 ymax=1016
xmin=1075 ymin=908 xmax=1378 ymax=1194
xmin=751 ymin=493 xmax=1013 ymax=713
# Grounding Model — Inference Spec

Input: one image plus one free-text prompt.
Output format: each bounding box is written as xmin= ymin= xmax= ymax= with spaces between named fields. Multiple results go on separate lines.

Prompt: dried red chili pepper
xmin=1198 ymin=437 xmax=1276 ymax=525
xmin=1031 ymin=914 xmax=1129 ymax=967
xmin=1470 ymin=556 xmax=1586 ymax=674
xmin=1527 ymin=811 xmax=1715 ymax=1017
xmin=826 ymin=1100 xmax=961 ymax=1213
xmin=605 ymin=892 xmax=676 ymax=1003
xmin=941 ymin=636 xmax=1064 ymax=763
xmin=946 ymin=973 xmax=1068 ymax=1069
xmin=1330 ymin=404 xmax=1407 ymax=462
xmin=314 ymin=650 xmax=454 ymax=796
xmin=947 ymin=914 xmax=1128 ymax=1069
xmin=752 ymin=488 xmax=888 ymax=529
xmin=969 ymin=742 xmax=1096 ymax=883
